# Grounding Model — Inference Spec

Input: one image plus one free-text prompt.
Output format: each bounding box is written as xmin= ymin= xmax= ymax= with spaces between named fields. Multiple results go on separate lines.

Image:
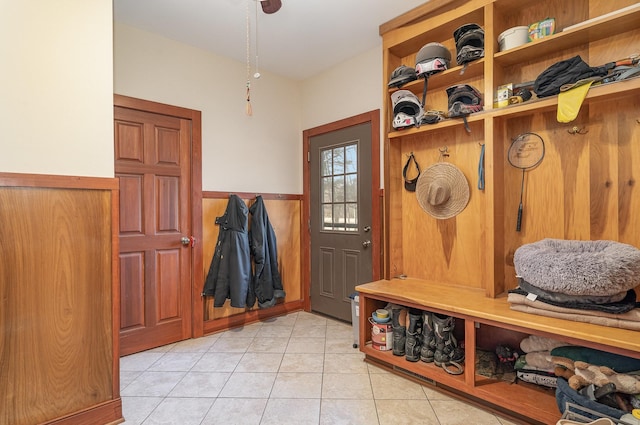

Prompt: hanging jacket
xmin=202 ymin=194 xmax=252 ymax=308
xmin=248 ymin=195 xmax=285 ymax=309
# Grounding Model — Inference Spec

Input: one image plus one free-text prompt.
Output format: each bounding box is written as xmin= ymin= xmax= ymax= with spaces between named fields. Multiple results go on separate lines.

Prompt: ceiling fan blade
xmin=260 ymin=0 xmax=282 ymax=14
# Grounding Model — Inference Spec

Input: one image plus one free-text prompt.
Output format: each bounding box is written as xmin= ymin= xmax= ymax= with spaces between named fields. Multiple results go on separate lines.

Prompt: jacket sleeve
xmin=203 ymin=230 xmax=230 ymax=307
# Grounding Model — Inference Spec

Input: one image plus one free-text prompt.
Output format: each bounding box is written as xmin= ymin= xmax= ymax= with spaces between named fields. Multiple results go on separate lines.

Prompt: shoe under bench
xmin=355 ymin=278 xmax=640 ymax=425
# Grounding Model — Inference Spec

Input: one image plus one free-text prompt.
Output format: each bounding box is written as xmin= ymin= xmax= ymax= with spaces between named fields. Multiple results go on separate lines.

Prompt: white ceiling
xmin=113 ymin=0 xmax=428 ymax=81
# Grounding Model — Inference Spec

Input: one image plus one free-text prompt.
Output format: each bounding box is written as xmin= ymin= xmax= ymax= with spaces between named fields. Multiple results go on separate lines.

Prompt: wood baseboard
xmin=44 ymin=399 xmax=123 ymax=425
xmin=202 ymin=300 xmax=304 ymax=335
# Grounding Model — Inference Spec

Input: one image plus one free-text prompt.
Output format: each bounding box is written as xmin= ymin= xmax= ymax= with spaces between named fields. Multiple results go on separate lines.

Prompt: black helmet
xmin=388 ymin=65 xmax=418 ymax=88
xmin=415 ymin=42 xmax=451 ymax=77
xmin=446 ymin=84 xmax=483 ymax=118
xmin=454 ymin=23 xmax=484 ymax=65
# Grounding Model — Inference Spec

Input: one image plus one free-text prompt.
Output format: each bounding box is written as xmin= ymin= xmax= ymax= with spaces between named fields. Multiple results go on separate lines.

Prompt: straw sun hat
xmin=415 ymin=162 xmax=470 ymax=219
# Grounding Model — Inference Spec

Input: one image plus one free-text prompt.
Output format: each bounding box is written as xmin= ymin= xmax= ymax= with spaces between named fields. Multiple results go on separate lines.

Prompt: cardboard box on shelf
xmin=494 ymin=83 xmax=513 ymax=108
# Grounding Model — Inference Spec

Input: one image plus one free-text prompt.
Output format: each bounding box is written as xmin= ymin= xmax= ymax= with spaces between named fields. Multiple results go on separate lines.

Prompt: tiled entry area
xmin=120 ymin=311 xmax=519 ymax=425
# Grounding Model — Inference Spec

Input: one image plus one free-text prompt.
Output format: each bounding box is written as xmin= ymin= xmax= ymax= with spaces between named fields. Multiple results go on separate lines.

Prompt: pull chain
xmin=254 ymin=0 xmax=261 ymax=79
xmin=245 ymin=0 xmax=252 ymax=116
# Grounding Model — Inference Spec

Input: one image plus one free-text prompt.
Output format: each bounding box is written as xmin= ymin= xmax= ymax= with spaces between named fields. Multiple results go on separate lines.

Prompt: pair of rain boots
xmin=420 ymin=312 xmax=465 ymax=367
xmin=391 ymin=307 xmax=423 ymax=362
xmin=392 ymin=308 xmax=464 ymax=366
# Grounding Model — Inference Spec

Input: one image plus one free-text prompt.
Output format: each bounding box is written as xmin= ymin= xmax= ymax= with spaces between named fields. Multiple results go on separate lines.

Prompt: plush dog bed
xmin=514 ymin=239 xmax=640 ymax=297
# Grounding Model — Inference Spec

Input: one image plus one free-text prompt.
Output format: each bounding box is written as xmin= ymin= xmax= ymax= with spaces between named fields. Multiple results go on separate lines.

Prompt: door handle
xmin=181 ymin=236 xmax=196 ymax=247
xmin=362 ymin=240 xmax=371 ymax=248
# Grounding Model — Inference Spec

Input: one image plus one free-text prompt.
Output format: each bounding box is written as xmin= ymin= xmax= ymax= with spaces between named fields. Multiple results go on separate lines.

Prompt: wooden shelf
xmin=385 ymin=6 xmax=485 ymax=58
xmin=357 ymin=280 xmax=640 ymax=424
xmin=357 ymin=279 xmax=640 ymax=356
xmin=388 ymin=110 xmax=485 ymax=139
xmin=387 ymin=76 xmax=640 ymax=138
xmin=388 ymin=59 xmax=485 ymax=96
xmin=361 ymin=343 xmax=467 ymax=391
xmin=378 ymin=0 xmax=640 ymax=422
xmin=490 ymin=76 xmax=640 ymax=119
xmin=493 ymin=5 xmax=640 ymax=67
xmin=473 ymin=379 xmax=559 ymax=425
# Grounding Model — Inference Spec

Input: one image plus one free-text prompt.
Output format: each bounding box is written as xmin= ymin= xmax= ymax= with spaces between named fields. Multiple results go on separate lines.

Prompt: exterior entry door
xmin=114 ymin=104 xmax=193 ymax=356
xmin=309 ymin=122 xmax=374 ymax=322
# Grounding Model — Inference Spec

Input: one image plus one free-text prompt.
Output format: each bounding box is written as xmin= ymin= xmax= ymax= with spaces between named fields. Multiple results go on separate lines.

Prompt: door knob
xmin=181 ymin=236 xmax=195 ymax=247
xmin=362 ymin=240 xmax=371 ymax=248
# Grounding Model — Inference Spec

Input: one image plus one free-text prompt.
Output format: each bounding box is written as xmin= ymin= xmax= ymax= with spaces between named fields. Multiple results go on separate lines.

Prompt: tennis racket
xmin=507 ymin=133 xmax=545 ymax=232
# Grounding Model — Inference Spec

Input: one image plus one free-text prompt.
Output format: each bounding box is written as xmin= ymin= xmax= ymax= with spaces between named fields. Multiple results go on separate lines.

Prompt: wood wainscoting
xmin=201 ymin=191 xmax=303 ymax=335
xmin=0 ymin=173 xmax=122 ymax=425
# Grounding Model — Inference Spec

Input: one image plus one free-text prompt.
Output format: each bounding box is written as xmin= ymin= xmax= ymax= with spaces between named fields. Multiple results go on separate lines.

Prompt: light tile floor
xmin=120 ymin=311 xmax=520 ymax=425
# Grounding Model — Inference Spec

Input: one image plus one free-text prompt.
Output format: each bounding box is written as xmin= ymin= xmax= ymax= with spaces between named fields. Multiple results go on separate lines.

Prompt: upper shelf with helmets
xmin=387 ymin=58 xmax=484 ymax=94
xmin=382 ymin=0 xmax=640 ymax=137
xmin=385 ymin=7 xmax=489 ymax=132
xmin=383 ymin=0 xmax=640 ymax=72
xmin=383 ymin=4 xmax=484 ymax=59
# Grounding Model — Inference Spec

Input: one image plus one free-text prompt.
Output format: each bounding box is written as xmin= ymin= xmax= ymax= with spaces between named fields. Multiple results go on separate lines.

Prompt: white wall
xmin=114 ymin=23 xmax=303 ymax=194
xmin=301 ymin=47 xmax=383 ymax=131
xmin=115 ymin=24 xmax=389 ymax=194
xmin=0 ymin=0 xmax=114 ymax=178
xmin=0 ymin=7 xmax=384 ymax=190
xmin=301 ymin=47 xmax=385 ymax=185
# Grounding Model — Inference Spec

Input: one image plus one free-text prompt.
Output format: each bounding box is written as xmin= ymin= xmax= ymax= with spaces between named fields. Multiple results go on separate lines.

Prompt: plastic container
xmin=498 ymin=26 xmax=529 ymax=51
xmin=368 ymin=317 xmax=393 ymax=351
xmin=620 ymin=412 xmax=640 ymax=425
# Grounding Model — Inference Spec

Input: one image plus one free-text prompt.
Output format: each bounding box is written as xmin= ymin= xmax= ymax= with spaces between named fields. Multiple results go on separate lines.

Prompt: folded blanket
xmin=510 ymin=304 xmax=640 ymax=331
xmin=508 ymin=295 xmax=640 ymax=331
xmin=509 ymin=287 xmax=638 ymax=314
xmin=518 ymin=351 xmax=556 ymax=372
xmin=520 ymin=334 xmax=569 ymax=353
xmin=551 ymin=346 xmax=640 ymax=373
xmin=508 ymin=292 xmax=640 ymax=322
xmin=517 ymin=277 xmax=628 ymax=305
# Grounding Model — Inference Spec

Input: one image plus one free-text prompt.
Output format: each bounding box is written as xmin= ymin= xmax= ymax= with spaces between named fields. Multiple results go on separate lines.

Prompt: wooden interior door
xmin=114 ymin=105 xmax=193 ymax=356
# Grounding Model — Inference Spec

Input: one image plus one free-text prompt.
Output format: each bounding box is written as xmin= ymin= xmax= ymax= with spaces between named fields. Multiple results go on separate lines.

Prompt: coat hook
xmin=439 ymin=146 xmax=449 ymax=159
xmin=568 ymin=126 xmax=588 ymax=135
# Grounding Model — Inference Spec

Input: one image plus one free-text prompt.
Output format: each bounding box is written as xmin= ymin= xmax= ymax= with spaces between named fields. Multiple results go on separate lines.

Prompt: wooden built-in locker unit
xmin=356 ymin=0 xmax=640 ymax=423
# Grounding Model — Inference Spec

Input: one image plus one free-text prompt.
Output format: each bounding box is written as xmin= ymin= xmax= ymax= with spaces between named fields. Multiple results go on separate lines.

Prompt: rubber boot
xmin=420 ymin=311 xmax=436 ymax=363
xmin=432 ymin=313 xmax=465 ymax=366
xmin=391 ymin=307 xmax=406 ymax=356
xmin=405 ymin=309 xmax=423 ymax=362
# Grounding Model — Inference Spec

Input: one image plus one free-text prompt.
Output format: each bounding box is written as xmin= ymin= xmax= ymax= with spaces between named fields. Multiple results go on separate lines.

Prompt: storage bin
xmin=369 ymin=317 xmax=393 ymax=351
xmin=350 ymin=292 xmax=359 ymax=348
xmin=498 ymin=26 xmax=529 ymax=51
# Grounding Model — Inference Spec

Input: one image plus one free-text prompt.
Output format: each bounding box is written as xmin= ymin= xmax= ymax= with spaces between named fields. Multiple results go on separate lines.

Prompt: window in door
xmin=321 ymin=143 xmax=358 ymax=232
